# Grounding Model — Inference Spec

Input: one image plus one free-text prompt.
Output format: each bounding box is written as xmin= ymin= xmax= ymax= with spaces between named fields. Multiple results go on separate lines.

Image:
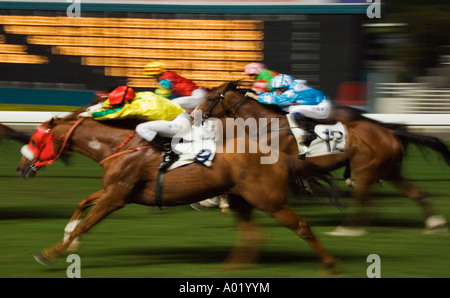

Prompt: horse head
xmin=17 ymin=111 xmax=85 ymax=178
xmin=197 ymin=80 xmax=247 ymax=122
xmin=198 ymin=80 xmax=284 ymax=123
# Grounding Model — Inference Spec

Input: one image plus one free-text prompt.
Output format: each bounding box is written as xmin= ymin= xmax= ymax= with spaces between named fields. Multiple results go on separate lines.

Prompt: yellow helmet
xmin=144 ymin=62 xmax=165 ymax=75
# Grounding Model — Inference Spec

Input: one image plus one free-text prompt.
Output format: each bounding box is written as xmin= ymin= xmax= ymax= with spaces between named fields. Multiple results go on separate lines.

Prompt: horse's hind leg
xmin=270 ymin=205 xmax=337 ymax=274
xmin=392 ymin=176 xmax=448 ymax=234
xmin=224 ymin=196 xmax=262 ymax=270
xmin=63 ymin=190 xmax=104 ymax=251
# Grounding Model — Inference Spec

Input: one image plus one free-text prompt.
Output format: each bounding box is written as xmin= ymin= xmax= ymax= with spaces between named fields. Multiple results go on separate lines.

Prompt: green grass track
xmin=0 ymin=138 xmax=449 ymax=278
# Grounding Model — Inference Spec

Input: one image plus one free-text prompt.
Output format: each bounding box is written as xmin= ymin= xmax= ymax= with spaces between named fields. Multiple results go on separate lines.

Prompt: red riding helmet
xmin=108 ymin=86 xmax=136 ymax=105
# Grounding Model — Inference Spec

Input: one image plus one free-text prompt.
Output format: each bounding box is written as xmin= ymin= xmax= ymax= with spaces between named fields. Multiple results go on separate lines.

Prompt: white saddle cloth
xmin=286 ymin=114 xmax=347 ymax=157
xmin=168 ymin=124 xmax=216 ymax=171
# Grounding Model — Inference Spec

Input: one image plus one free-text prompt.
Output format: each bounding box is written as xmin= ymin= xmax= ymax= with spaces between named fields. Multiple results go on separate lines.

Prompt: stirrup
xmin=157 ymin=149 xmax=179 ymax=171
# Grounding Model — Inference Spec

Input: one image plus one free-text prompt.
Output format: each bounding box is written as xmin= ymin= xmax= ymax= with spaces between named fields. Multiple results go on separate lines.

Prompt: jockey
xmin=143 ymin=62 xmax=208 ymax=112
xmin=79 ymin=86 xmax=192 ymax=170
xmin=245 ymin=74 xmax=331 ymax=147
xmin=243 ymin=62 xmax=279 ymax=94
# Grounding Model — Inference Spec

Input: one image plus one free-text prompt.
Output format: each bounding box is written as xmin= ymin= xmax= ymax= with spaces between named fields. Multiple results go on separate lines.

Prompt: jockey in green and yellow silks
xmin=80 ymin=86 xmax=191 ymax=144
xmin=91 ymin=91 xmax=185 ymax=122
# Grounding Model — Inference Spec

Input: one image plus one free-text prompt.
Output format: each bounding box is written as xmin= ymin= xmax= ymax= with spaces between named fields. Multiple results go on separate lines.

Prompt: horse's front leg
xmin=63 ymin=189 xmax=105 ymax=251
xmin=224 ymin=196 xmax=262 ymax=270
xmin=34 ymin=187 xmax=128 ymax=265
xmin=271 ymin=205 xmax=338 ymax=275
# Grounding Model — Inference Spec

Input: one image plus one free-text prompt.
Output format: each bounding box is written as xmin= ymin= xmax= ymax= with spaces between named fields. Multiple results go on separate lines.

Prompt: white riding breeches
xmin=135 ymin=112 xmax=192 ymax=142
xmin=171 ymin=88 xmax=208 ymax=110
xmin=288 ymin=99 xmax=332 ymax=119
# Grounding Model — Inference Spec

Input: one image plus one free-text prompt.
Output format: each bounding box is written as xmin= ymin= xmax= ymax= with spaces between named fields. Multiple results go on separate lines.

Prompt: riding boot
xmin=292 ymin=113 xmax=317 ymax=147
xmin=151 ymin=135 xmax=179 ymax=171
xmin=158 ymin=147 xmax=179 ymax=171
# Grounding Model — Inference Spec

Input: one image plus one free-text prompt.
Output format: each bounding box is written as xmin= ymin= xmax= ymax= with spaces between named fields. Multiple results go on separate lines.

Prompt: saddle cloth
xmin=286 ymin=115 xmax=347 ymax=157
xmin=167 ymin=123 xmax=216 ymax=171
xmin=306 ymin=122 xmax=347 ymax=157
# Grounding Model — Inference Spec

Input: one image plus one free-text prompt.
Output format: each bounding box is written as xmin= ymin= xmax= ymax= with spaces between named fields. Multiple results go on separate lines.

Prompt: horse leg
xmin=34 ymin=189 xmax=127 ymax=265
xmin=224 ymin=196 xmax=262 ymax=270
xmin=326 ymin=179 xmax=373 ymax=236
xmin=63 ymin=190 xmax=104 ymax=251
xmin=270 ymin=205 xmax=338 ymax=274
xmin=391 ymin=176 xmax=448 ymax=234
xmin=343 ymin=161 xmax=354 ymax=188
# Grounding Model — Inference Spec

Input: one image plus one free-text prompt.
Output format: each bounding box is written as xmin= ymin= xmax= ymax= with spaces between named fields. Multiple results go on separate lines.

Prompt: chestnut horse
xmin=196 ymin=81 xmax=450 ymax=235
xmin=16 ymin=110 xmax=339 ymax=273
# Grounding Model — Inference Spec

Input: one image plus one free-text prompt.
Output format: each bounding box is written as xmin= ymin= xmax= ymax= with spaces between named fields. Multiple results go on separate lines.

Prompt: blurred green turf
xmin=0 ymin=138 xmax=449 ymax=278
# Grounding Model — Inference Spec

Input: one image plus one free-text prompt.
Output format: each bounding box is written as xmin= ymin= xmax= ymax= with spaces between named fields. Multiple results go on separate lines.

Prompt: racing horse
xmin=196 ymin=81 xmax=450 ymax=235
xmin=16 ymin=110 xmax=339 ymax=273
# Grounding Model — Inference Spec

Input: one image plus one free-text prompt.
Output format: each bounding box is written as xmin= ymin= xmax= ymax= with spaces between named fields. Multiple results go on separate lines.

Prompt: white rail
xmin=0 ymin=111 xmax=449 ymax=135
xmin=0 ymin=111 xmax=70 ymax=127
xmin=375 ymin=83 xmax=450 ymax=114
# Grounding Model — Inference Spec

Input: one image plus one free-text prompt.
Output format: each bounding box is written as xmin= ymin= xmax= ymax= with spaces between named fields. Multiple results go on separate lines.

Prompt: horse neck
xmin=61 ymin=119 xmax=137 ymax=163
xmin=229 ymin=91 xmax=283 ymax=120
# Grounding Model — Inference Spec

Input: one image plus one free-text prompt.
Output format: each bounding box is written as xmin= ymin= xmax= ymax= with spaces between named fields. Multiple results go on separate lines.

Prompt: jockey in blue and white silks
xmin=253 ymin=74 xmax=331 ymax=120
xmin=245 ymin=74 xmax=332 ymax=154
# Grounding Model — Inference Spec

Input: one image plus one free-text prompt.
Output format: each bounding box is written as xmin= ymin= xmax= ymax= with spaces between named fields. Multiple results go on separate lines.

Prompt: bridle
xmin=21 ymin=117 xmax=86 ymax=171
xmin=22 ymin=116 xmax=153 ymax=171
xmin=201 ymin=84 xmax=288 ymax=132
xmin=201 ymin=87 xmax=249 ymax=122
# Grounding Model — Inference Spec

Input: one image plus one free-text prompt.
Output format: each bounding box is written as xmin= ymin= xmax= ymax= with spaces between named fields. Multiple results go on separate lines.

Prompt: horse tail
xmin=0 ymin=124 xmax=31 ymax=144
xmin=393 ymin=129 xmax=450 ymax=166
xmin=282 ymin=154 xmax=341 ymax=207
xmin=332 ymin=105 xmax=408 ymax=131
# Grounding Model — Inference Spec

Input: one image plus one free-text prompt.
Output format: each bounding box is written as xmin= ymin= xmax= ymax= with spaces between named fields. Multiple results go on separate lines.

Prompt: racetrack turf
xmin=0 ymin=138 xmax=449 ymax=278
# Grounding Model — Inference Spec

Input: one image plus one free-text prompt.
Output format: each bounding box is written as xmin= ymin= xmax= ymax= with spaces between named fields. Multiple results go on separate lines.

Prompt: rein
xmin=33 ymin=117 xmax=85 ymax=167
xmin=202 ymin=88 xmax=249 ymax=121
xmin=99 ymin=131 xmax=152 ymax=165
xmin=203 ymin=87 xmax=290 ymax=136
xmin=54 ymin=117 xmax=85 ymax=154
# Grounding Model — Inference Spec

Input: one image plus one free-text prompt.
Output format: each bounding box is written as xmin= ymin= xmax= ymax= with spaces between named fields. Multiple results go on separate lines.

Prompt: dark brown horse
xmin=16 ymin=110 xmax=340 ymax=273
xmin=196 ymin=81 xmax=450 ymax=235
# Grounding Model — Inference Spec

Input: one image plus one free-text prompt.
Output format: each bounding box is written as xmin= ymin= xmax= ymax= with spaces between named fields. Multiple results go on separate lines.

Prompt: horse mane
xmin=229 ymin=81 xmax=287 ymax=115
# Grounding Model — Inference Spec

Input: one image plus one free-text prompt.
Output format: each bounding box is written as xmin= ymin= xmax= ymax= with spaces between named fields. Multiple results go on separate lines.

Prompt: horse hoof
xmin=423 ymin=227 xmax=449 ymax=235
xmin=67 ymin=240 xmax=81 ymax=252
xmin=344 ymin=178 xmax=354 ymax=188
xmin=319 ymin=261 xmax=341 ymax=276
xmin=320 ymin=266 xmax=341 ymax=276
xmin=324 ymin=226 xmax=367 ymax=237
xmin=33 ymin=253 xmax=51 ymax=266
xmin=424 ymin=215 xmax=448 ymax=234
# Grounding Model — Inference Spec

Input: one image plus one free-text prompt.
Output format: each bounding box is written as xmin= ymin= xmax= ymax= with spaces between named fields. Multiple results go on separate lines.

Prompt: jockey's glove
xmin=86 ymin=102 xmax=103 ymax=113
xmin=244 ymin=92 xmax=257 ymax=100
xmin=78 ymin=111 xmax=92 ymax=118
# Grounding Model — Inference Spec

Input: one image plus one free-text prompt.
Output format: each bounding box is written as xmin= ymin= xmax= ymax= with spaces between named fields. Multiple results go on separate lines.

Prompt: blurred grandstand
xmin=0 ymin=0 xmax=369 ymax=106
